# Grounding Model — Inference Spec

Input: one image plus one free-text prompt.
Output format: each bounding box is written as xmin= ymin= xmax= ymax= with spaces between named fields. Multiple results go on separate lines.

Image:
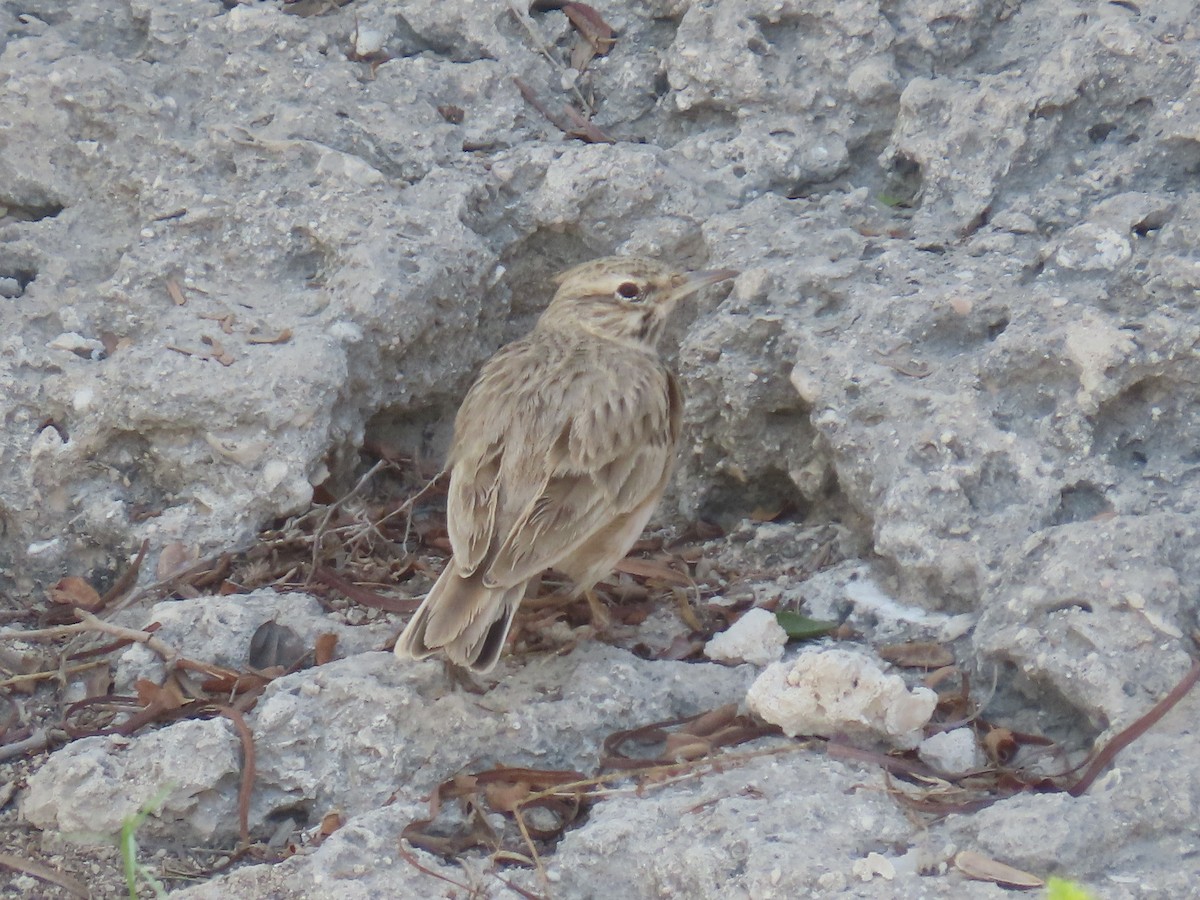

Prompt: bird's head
xmin=536 ymin=256 xmax=738 ymax=349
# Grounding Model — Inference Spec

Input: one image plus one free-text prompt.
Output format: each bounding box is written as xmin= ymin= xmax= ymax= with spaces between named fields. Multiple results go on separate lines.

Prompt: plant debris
xmin=774 ymin=610 xmax=838 ymax=641
xmin=953 ymin=850 xmax=1044 ymax=889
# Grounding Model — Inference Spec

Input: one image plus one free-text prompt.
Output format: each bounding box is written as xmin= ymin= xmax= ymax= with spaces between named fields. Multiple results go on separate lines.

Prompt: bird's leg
xmin=443 ymin=659 xmax=489 ymax=695
xmin=524 ymin=572 xmax=544 ymax=600
xmin=584 ymin=588 xmax=612 ymax=631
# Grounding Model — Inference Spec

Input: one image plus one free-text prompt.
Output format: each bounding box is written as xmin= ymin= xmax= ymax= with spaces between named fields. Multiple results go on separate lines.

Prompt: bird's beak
xmin=670 ymin=267 xmax=739 ymax=302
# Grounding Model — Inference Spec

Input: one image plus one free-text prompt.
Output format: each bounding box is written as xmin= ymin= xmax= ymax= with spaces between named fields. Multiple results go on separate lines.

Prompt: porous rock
xmin=747 ymin=647 xmax=937 ymax=749
xmin=703 ymin=607 xmax=787 ymax=666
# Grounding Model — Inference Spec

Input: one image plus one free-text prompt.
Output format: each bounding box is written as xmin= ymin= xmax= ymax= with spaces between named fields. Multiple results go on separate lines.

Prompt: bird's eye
xmin=616 ymin=281 xmax=643 ymax=301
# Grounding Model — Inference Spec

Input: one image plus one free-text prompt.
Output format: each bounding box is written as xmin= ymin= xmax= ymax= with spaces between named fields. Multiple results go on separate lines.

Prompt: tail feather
xmin=394 ymin=562 xmax=526 ymax=673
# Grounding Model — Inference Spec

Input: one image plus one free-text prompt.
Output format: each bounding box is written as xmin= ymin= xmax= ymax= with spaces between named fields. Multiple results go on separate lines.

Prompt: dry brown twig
xmin=0 ymin=610 xmax=178 ymax=663
xmin=505 ymin=2 xmax=592 ymax=113
xmin=0 ymin=728 xmax=52 ymax=762
xmin=300 ymin=460 xmax=445 ymax=585
xmin=0 ymin=658 xmax=108 ymax=689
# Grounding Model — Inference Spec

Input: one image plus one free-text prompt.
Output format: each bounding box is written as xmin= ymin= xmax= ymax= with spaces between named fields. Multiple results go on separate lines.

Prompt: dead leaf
xmin=198 ymin=311 xmax=236 ymax=333
xmin=562 ymin=2 xmax=615 ymax=57
xmin=923 ymin=664 xmax=962 ymax=691
xmin=99 ymin=331 xmax=123 ymax=356
xmin=312 ymin=810 xmax=344 ymax=846
xmin=201 ymin=334 xmax=235 ymax=366
xmin=313 ymin=567 xmax=422 ymax=614
xmin=247 ymin=328 xmax=293 ymax=345
xmin=248 ymin=621 xmax=309 ymax=671
xmin=602 ymin=707 xmax=778 ymax=769
xmin=483 ymin=779 xmax=532 ymax=812
xmin=199 ymin=670 xmax=273 ymax=696
xmin=0 ymin=852 xmax=89 ymax=898
xmin=314 ymin=633 xmax=338 ymax=666
xmin=750 ymin=504 xmax=784 ymax=522
xmin=135 ymin=678 xmax=185 ymax=713
xmin=613 ymin=556 xmax=691 ymax=586
xmin=685 ymin=704 xmax=739 ymax=737
xmin=663 ymin=734 xmax=711 ymax=761
xmin=953 ymin=850 xmax=1043 ymax=888
xmin=82 ymin=663 xmax=112 ymax=700
xmin=157 ymin=541 xmax=200 ymax=580
xmin=165 ymin=277 xmax=187 ymax=306
xmin=982 ymin=727 xmax=1017 ymax=765
xmin=48 ymin=576 xmax=103 ymax=611
xmin=878 ymin=641 xmax=955 ymax=669
xmin=873 ymin=348 xmax=932 ymax=378
xmin=562 ymin=104 xmax=616 ymax=143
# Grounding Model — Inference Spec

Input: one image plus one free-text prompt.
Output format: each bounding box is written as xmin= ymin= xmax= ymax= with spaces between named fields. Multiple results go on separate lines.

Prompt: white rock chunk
xmin=918 ymin=727 xmax=984 ymax=776
xmin=22 ymin=719 xmax=241 ymax=842
xmin=703 ymin=608 xmax=787 ymax=666
xmin=746 ymin=648 xmax=937 ymax=749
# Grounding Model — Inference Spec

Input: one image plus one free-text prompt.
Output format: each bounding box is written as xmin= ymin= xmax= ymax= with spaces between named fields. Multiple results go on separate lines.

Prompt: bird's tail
xmin=394 ymin=562 xmax=526 ymax=673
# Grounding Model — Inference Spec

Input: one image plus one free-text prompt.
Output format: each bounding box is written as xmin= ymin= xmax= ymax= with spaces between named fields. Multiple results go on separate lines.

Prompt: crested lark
xmin=394 ymin=256 xmax=737 ymax=672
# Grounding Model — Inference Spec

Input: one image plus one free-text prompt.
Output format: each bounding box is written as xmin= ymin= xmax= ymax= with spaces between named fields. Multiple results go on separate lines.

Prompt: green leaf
xmin=1046 ymin=877 xmax=1096 ymax=900
xmin=775 ymin=610 xmax=838 ymax=641
xmin=121 ymin=785 xmax=173 ymax=900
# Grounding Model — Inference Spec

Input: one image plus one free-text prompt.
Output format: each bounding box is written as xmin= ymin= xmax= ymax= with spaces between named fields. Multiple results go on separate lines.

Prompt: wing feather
xmin=445 ymin=334 xmax=682 ymax=590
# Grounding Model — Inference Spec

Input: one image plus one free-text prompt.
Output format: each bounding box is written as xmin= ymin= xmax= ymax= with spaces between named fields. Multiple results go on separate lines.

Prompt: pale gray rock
xmin=114 ymin=590 xmax=395 ymax=692
xmin=22 ymin=719 xmax=241 ymax=843
xmin=919 ymin=728 xmax=984 ymax=777
xmin=24 ymin=645 xmax=755 ymax=847
xmin=703 ymin=607 xmax=786 ymax=666
xmin=747 ymin=648 xmax=937 ymax=749
xmin=5 ymin=0 xmax=1200 ymax=896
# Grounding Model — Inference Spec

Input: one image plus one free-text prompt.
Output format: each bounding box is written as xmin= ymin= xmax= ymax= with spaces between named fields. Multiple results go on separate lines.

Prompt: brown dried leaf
xmin=923 ymin=664 xmax=962 ymax=691
xmin=312 ymin=810 xmax=344 ymax=845
xmin=199 ymin=312 xmax=236 ymax=333
xmin=563 ymin=105 xmax=616 ymax=144
xmin=201 ymin=335 xmax=235 ymax=366
xmin=953 ymin=850 xmax=1043 ymax=888
xmin=652 ymin=634 xmax=704 ymax=661
xmin=602 ymin=707 xmax=777 ymax=769
xmin=0 ymin=852 xmax=89 ymax=899
xmin=663 ymin=734 xmax=711 ymax=761
xmin=200 ymin=670 xmax=272 ymax=696
xmin=749 ymin=504 xmax=785 ymax=523
xmin=313 ymin=567 xmax=422 ymax=613
xmin=314 ymin=633 xmax=338 ymax=666
xmin=569 ymin=37 xmax=596 ymax=72
xmin=135 ymin=678 xmax=184 ymax=712
xmin=878 ymin=641 xmax=955 ymax=669
xmin=247 ymin=328 xmax=293 ymax=345
xmin=982 ymin=727 xmax=1017 ymax=765
xmin=685 ymin=704 xmax=738 ymax=738
xmin=0 ymin=647 xmax=43 ymax=678
xmin=613 ymin=556 xmax=691 ymax=586
xmin=48 ymin=576 xmax=103 ymax=611
xmin=483 ymin=779 xmax=532 ymax=813
xmin=157 ymin=541 xmax=199 ymax=580
xmin=248 ymin=621 xmax=308 ymax=671
xmin=165 ymin=277 xmax=187 ymax=306
xmin=82 ymin=663 xmax=112 ymax=700
xmin=562 ymin=2 xmax=615 ymax=54
xmin=99 ymin=331 xmax=123 ymax=356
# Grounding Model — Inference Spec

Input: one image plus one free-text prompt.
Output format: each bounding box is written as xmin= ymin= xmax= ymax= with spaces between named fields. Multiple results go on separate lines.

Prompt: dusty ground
xmin=3 ymin=0 xmax=1200 ymax=896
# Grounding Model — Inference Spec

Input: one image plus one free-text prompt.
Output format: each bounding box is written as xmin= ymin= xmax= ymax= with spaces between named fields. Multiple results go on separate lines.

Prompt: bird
xmin=394 ymin=256 xmax=738 ymax=672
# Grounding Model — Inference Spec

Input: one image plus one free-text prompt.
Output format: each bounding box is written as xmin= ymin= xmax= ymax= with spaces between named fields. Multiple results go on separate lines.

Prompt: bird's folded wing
xmin=448 ymin=351 xmax=681 ymax=588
